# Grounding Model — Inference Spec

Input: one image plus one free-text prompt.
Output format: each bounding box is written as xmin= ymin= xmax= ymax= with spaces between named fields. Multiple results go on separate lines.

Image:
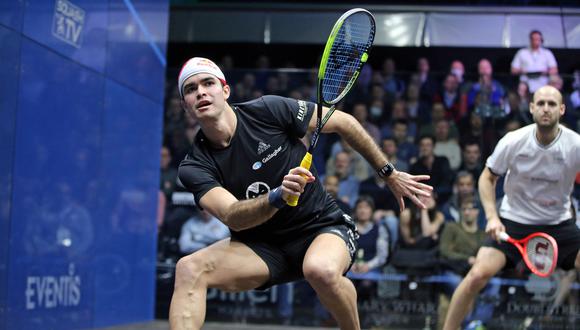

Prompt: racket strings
xmin=525 ymin=236 xmax=555 ymax=274
xmin=323 ymin=13 xmax=374 ymax=103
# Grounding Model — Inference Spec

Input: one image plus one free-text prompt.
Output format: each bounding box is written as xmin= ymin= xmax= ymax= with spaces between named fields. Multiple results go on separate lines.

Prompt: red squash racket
xmin=499 ymin=231 xmax=558 ymax=277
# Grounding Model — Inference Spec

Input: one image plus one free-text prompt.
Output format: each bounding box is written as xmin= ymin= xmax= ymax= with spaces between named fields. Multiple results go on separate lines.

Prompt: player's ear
xmin=223 ymin=83 xmax=231 ymax=100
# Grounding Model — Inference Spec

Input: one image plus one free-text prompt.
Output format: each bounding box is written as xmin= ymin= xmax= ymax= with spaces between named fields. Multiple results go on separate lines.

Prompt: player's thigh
xmin=303 ymin=233 xmax=352 ymax=276
xmin=471 ymin=246 xmax=507 ymax=278
xmin=186 ymin=238 xmax=270 ymax=292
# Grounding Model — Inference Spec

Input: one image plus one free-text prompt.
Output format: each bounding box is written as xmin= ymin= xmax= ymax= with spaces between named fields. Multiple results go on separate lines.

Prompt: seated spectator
xmin=441 ymin=171 xmax=485 ymax=228
xmin=160 ymin=146 xmax=178 ymax=202
xmin=433 ymin=119 xmax=462 ymax=171
xmin=323 ymin=174 xmax=352 ymax=215
xmin=405 ymin=82 xmax=431 ymax=123
xmin=433 ymin=73 xmax=466 ymax=123
xmin=325 ymin=150 xmax=360 ymax=207
xmin=399 ymin=194 xmax=445 ymax=250
xmin=418 ymin=102 xmax=459 ymax=140
xmin=350 ymin=196 xmax=390 ymax=300
xmin=467 ymin=58 xmax=505 ymax=117
xmin=351 ymin=102 xmax=381 ymax=144
xmin=178 ymin=209 xmax=229 ymax=255
xmin=381 ymin=57 xmax=406 ymax=99
xmin=327 ymin=138 xmax=371 ymax=182
xmin=458 ymin=140 xmax=484 ymax=185
xmin=351 ymin=196 xmax=390 ymax=274
xmin=380 ymin=100 xmax=418 ymax=140
xmin=386 ymin=119 xmax=418 ymax=165
xmin=413 ymin=57 xmax=438 ymax=107
xmin=381 ymin=137 xmax=409 ymax=173
xmin=438 ymin=198 xmax=498 ymax=327
xmin=410 ymin=135 xmax=455 ymax=204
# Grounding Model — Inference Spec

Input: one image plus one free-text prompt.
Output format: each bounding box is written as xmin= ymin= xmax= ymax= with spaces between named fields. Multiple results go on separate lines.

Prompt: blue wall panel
xmin=22 ymin=0 xmax=108 ymax=73
xmin=0 ymin=24 xmax=21 ymax=330
xmin=3 ymin=0 xmax=168 ymax=328
xmin=106 ymin=0 xmax=168 ymax=103
xmin=7 ymin=38 xmax=104 ymax=330
xmin=0 ymin=0 xmax=24 ymax=32
xmin=92 ymin=80 xmax=162 ymax=328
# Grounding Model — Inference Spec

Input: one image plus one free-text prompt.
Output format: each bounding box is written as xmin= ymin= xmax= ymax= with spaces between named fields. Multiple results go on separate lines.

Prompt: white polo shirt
xmin=486 ymin=124 xmax=580 ymax=225
xmin=511 ymin=47 xmax=557 ymax=93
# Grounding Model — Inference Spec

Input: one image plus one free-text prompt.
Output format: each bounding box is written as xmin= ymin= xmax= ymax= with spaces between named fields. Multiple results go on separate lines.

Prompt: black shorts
xmin=484 ymin=218 xmax=580 ymax=270
xmin=232 ymin=210 xmax=358 ymax=290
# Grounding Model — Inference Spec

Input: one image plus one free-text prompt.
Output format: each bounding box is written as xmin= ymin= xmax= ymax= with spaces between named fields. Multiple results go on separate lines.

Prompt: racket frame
xmin=499 ymin=231 xmax=558 ymax=277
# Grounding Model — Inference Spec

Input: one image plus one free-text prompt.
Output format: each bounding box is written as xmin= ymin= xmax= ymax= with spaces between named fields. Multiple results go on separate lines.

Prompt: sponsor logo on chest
xmin=252 ymin=145 xmax=282 ymax=170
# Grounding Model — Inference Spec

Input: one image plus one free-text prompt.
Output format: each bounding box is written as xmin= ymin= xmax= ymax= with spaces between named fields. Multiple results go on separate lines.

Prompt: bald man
xmin=444 ymin=86 xmax=580 ymax=329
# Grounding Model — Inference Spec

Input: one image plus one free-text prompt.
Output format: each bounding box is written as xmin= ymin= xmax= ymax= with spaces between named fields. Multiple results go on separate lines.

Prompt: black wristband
xmin=377 ymin=162 xmax=395 ymax=178
xmin=268 ymin=186 xmax=286 ymax=209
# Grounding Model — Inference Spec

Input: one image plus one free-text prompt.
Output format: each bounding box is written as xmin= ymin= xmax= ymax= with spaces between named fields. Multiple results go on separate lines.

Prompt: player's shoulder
xmin=559 ymin=124 xmax=580 ymax=144
xmin=500 ymin=124 xmax=534 ymax=144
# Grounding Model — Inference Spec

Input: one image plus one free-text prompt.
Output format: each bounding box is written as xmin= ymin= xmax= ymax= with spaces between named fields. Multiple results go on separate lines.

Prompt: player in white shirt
xmin=511 ymin=30 xmax=558 ymax=93
xmin=444 ymin=85 xmax=580 ymax=330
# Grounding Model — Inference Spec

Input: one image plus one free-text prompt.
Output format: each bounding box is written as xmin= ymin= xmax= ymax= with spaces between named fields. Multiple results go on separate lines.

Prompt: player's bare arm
xmin=199 ymin=167 xmax=314 ymax=231
xmin=478 ymin=167 xmax=505 ymax=240
xmin=316 ymin=106 xmax=433 ymax=210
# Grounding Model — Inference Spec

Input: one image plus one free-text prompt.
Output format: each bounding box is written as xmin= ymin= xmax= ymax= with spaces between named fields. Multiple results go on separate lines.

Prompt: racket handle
xmin=286 ymin=152 xmax=313 ymax=207
xmin=498 ymin=232 xmax=510 ymax=242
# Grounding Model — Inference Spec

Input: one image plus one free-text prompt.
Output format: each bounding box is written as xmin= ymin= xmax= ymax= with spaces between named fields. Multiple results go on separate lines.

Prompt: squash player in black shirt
xmin=171 ymin=57 xmax=433 ymax=330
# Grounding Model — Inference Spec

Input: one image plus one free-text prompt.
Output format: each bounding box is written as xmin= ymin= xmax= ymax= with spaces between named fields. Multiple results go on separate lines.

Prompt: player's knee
xmin=174 ymin=254 xmax=208 ymax=290
xmin=303 ymin=261 xmax=341 ymax=289
xmin=465 ymin=267 xmax=494 ymax=292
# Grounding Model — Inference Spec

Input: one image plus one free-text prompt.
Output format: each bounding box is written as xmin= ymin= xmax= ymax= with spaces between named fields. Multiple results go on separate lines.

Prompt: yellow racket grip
xmin=286 ymin=152 xmax=313 ymax=207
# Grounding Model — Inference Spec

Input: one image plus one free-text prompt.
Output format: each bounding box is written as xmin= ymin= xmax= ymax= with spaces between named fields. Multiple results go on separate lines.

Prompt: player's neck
xmin=535 ymin=125 xmax=560 ymax=146
xmin=201 ymin=104 xmax=237 ymax=148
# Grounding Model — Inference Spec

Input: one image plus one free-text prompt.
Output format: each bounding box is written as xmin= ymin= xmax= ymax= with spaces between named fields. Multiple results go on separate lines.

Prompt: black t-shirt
xmin=178 ymin=95 xmax=341 ymax=242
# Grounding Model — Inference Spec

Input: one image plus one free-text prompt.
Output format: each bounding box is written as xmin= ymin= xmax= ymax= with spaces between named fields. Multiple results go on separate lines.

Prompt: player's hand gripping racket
xmin=287 ymin=8 xmax=375 ymax=206
xmin=499 ymin=231 xmax=558 ymax=277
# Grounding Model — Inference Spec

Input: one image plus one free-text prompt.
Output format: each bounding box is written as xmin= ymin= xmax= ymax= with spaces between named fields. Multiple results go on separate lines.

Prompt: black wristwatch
xmin=377 ymin=162 xmax=395 ymax=178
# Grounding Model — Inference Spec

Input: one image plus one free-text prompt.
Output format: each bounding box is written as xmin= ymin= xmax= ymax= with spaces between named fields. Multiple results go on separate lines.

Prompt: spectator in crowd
xmin=325 ymin=151 xmax=360 ymax=207
xmin=567 ymin=70 xmax=580 ymax=131
xmin=399 ymin=193 xmax=445 ymax=249
xmin=441 ymin=171 xmax=484 ymax=226
xmin=352 ymin=102 xmax=381 ymax=144
xmin=389 ymin=119 xmax=418 ymax=165
xmin=433 ymin=73 xmax=466 ymax=123
xmin=178 ymin=209 xmax=230 ymax=255
xmin=381 ymin=137 xmax=409 ymax=173
xmin=327 ymin=138 xmax=372 ymax=182
xmin=323 ymin=174 xmax=352 ymax=215
xmin=418 ymin=102 xmax=460 ymax=140
xmin=449 ymin=60 xmax=470 ymax=93
xmin=412 ymin=57 xmax=438 ymax=106
xmin=381 ymin=57 xmax=406 ymax=99
xmin=410 ymin=135 xmax=455 ymax=204
xmin=350 ymin=196 xmax=390 ymax=299
xmin=405 ymin=83 xmax=431 ymax=124
xmin=459 ymin=112 xmax=495 ymax=160
xmin=161 ymin=146 xmax=178 ymax=202
xmin=511 ymin=30 xmax=558 ymax=93
xmin=457 ymin=139 xmax=484 ymax=184
xmin=439 ymin=198 xmax=497 ymax=328
xmin=380 ymin=99 xmax=417 ymax=139
xmin=467 ymin=59 xmax=505 ymax=117
xmin=433 ymin=119 xmax=462 ymax=171
xmin=506 ymin=81 xmax=532 ymax=125
xmin=368 ymin=98 xmax=388 ymax=126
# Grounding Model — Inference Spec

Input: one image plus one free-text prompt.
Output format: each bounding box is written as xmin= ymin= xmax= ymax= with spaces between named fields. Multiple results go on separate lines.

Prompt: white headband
xmin=178 ymin=57 xmax=226 ymax=98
